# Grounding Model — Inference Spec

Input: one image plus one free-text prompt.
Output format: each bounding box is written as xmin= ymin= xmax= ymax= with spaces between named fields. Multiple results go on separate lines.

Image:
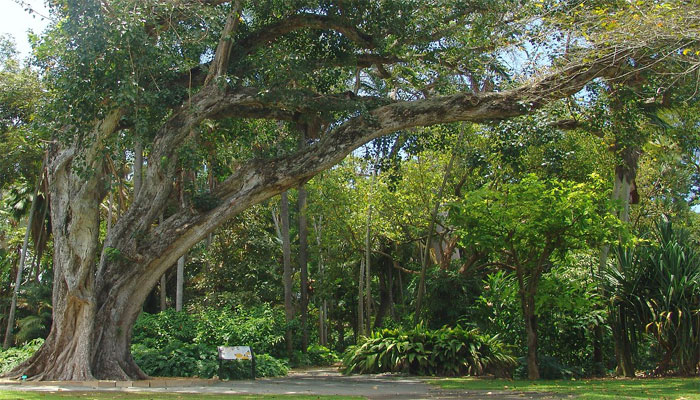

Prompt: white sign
xmin=218 ymin=346 xmax=252 ymax=360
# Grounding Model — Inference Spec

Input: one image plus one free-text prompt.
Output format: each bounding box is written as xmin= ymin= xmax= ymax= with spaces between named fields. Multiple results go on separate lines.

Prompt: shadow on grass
xmin=433 ymin=377 xmax=700 ymax=400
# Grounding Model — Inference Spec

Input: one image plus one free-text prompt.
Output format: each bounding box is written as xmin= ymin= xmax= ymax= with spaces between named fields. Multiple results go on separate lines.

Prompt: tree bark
xmin=280 ymin=191 xmax=294 ymax=357
xmin=613 ymin=307 xmax=635 ymax=377
xmin=605 ymin=145 xmax=640 ymax=377
xmin=159 ymin=274 xmax=167 ymax=311
xmin=364 ymin=204 xmax=372 ymax=335
xmin=175 ymin=256 xmax=184 ymax=312
xmin=518 ymin=272 xmax=540 ymax=380
xmin=523 ymin=296 xmax=540 ymax=380
xmin=357 ymin=258 xmax=365 ymax=340
xmin=313 ymin=215 xmax=328 ymax=347
xmin=516 ymin=261 xmax=543 ymax=380
xmin=298 ymin=184 xmax=309 ymax=352
xmin=373 ymin=252 xmax=394 ymax=329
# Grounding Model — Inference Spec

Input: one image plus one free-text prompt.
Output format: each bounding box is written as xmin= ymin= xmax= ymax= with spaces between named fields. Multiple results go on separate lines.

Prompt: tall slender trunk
xmin=516 ymin=263 xmax=542 ymax=380
xmin=175 ymin=256 xmax=184 ymax=312
xmin=357 ymin=258 xmax=365 ymax=340
xmin=523 ymin=294 xmax=539 ymax=380
xmin=4 ymin=159 xmax=45 ymax=349
xmin=364 ymin=204 xmax=372 ymax=335
xmin=159 ymin=275 xmax=167 ymax=311
xmin=313 ymin=216 xmax=327 ymax=346
xmin=373 ymin=253 xmax=394 ymax=329
xmin=606 ymin=148 xmax=639 ymax=377
xmin=414 ymin=128 xmax=463 ymax=324
xmin=613 ymin=307 xmax=635 ymax=377
xmin=298 ymin=184 xmax=309 ymax=352
xmin=175 ymin=172 xmax=186 ymax=312
xmin=280 ymin=191 xmax=294 ymax=356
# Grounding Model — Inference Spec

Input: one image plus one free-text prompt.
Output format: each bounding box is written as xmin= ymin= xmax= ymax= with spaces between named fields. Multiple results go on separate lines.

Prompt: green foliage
xmin=603 ymin=219 xmax=700 ymax=374
xmin=131 ymin=342 xmax=288 ymax=379
xmin=342 ymin=326 xmax=515 ymax=377
xmin=294 ymin=345 xmax=340 ymax=367
xmin=133 ymin=306 xmax=286 ymax=358
xmin=0 ymin=338 xmax=43 ymax=374
xmin=131 ymin=341 xmax=218 ymax=378
xmin=451 ymin=174 xmax=617 ymax=264
xmin=475 ymin=262 xmax=608 ymax=378
xmin=131 ymin=306 xmax=289 ymax=378
xmin=188 ymin=204 xmax=282 ymax=309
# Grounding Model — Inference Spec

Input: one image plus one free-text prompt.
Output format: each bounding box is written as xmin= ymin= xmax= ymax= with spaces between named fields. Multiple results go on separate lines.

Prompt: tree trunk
xmin=9 ymin=138 xmax=150 ymax=379
xmin=4 ymin=165 xmax=43 ymax=349
xmin=298 ymin=184 xmax=309 ymax=352
xmin=159 ymin=274 xmax=167 ymax=311
xmin=521 ymin=288 xmax=540 ymax=380
xmin=414 ymin=128 xmax=462 ymax=324
xmin=605 ymin=146 xmax=639 ymax=377
xmin=175 ymin=256 xmax=184 ymax=312
xmin=374 ymin=252 xmax=394 ymax=329
xmin=313 ymin=216 xmax=327 ymax=346
xmin=357 ymin=258 xmax=365 ymax=340
xmin=280 ymin=191 xmax=294 ymax=357
xmin=613 ymin=308 xmax=635 ymax=377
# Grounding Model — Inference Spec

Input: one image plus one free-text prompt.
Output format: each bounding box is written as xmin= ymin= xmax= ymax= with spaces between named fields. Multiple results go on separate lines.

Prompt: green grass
xmin=432 ymin=377 xmax=700 ymax=399
xmin=0 ymin=392 xmax=362 ymax=400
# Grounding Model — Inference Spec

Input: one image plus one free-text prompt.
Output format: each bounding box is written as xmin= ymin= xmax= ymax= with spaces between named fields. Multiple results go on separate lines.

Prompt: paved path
xmin=0 ymin=368 xmax=565 ymax=399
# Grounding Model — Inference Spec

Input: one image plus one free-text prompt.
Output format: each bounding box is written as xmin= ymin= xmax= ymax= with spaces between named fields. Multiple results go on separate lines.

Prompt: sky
xmin=1 ymin=0 xmax=51 ymax=58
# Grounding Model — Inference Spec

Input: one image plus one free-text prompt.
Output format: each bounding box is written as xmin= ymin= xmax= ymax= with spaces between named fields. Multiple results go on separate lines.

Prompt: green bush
xmin=133 ymin=305 xmax=286 ymax=357
xmin=0 ymin=338 xmax=43 ymax=374
xmin=306 ymin=344 xmax=340 ymax=366
xmin=131 ymin=342 xmax=289 ymax=379
xmin=342 ymin=326 xmax=515 ymax=376
xmin=131 ymin=305 xmax=288 ymax=378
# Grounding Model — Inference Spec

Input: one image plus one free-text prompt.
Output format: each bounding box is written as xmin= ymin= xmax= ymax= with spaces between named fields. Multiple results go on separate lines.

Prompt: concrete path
xmin=0 ymin=368 xmax=565 ymax=399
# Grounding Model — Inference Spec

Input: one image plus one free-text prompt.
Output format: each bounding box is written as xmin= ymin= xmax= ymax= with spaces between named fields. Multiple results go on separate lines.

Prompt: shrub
xmin=0 ymin=338 xmax=44 ymax=374
xmin=131 ymin=305 xmax=289 ymax=378
xmin=306 ymin=344 xmax=340 ymax=366
xmin=133 ymin=305 xmax=286 ymax=357
xmin=131 ymin=342 xmax=288 ymax=379
xmin=342 ymin=325 xmax=515 ymax=376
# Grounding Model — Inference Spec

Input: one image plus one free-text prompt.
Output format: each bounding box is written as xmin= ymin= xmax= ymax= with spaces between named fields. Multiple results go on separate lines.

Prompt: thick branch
xmin=137 ymin=53 xmax=625 ymax=272
xmin=204 ymin=0 xmax=243 ymax=86
xmin=231 ymin=13 xmax=375 ymax=62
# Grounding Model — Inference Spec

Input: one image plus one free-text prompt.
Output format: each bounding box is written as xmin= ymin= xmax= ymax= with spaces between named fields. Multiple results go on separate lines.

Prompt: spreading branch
xmin=133 ymin=52 xmax=627 ymax=272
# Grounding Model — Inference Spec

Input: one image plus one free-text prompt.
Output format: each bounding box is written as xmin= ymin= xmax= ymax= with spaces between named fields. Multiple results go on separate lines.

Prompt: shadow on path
xmin=0 ymin=367 xmax=566 ymax=399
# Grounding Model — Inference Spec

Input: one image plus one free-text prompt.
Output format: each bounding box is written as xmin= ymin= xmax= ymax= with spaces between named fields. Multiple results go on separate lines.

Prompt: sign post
xmin=217 ymin=346 xmax=256 ymax=380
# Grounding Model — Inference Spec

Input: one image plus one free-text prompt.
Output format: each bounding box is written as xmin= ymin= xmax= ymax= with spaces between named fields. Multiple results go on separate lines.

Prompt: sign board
xmin=218 ymin=346 xmax=252 ymax=360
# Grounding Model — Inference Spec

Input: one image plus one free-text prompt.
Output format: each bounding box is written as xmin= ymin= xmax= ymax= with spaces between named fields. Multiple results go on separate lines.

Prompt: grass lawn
xmin=432 ymin=377 xmax=700 ymax=399
xmin=0 ymin=392 xmax=362 ymax=400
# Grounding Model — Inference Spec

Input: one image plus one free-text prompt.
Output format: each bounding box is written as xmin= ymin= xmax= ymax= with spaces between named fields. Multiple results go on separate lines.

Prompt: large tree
xmin=8 ymin=0 xmax=695 ymax=380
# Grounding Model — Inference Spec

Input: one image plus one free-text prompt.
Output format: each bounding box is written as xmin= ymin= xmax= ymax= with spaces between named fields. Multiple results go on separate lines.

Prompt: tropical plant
xmin=602 ymin=219 xmax=700 ymax=375
xmin=342 ymin=325 xmax=515 ymax=377
xmin=0 ymin=338 xmax=43 ymax=374
xmin=645 ymin=220 xmax=700 ymax=375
